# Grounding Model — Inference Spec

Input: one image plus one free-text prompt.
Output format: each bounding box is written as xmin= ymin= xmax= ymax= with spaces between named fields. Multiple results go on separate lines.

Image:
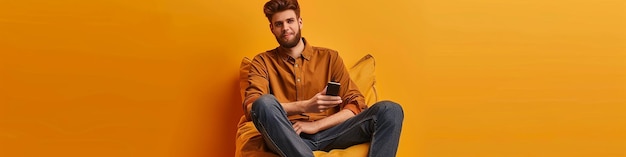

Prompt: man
xmin=244 ymin=0 xmax=404 ymax=156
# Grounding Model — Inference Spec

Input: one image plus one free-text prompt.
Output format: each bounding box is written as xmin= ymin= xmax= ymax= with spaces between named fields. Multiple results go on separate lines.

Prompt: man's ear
xmin=269 ymin=23 xmax=273 ymax=30
xmin=298 ymin=17 xmax=303 ymax=28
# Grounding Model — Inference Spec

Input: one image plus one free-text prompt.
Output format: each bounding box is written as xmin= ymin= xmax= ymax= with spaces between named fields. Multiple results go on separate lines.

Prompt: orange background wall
xmin=1 ymin=0 xmax=625 ymax=157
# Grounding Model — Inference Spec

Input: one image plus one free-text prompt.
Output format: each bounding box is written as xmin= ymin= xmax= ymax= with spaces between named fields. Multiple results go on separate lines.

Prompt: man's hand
xmin=292 ymin=120 xmax=321 ymax=135
xmin=300 ymin=87 xmax=342 ymax=113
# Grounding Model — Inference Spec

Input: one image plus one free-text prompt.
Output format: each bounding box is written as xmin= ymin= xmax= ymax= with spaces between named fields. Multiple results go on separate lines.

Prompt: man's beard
xmin=275 ymin=29 xmax=302 ymax=48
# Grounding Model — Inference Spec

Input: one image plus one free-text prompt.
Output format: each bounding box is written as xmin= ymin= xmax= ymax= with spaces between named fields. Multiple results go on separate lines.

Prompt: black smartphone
xmin=325 ymin=82 xmax=341 ymax=96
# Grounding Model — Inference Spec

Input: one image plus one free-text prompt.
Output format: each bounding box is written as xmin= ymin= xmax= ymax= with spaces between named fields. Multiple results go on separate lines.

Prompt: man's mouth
xmin=282 ymin=33 xmax=293 ymax=38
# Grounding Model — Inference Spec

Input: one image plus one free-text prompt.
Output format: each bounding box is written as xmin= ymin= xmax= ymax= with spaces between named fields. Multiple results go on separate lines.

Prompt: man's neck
xmin=283 ymin=38 xmax=305 ymax=58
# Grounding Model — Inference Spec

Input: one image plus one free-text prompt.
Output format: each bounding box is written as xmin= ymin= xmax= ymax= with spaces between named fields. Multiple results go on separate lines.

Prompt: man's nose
xmin=281 ymin=24 xmax=289 ymax=31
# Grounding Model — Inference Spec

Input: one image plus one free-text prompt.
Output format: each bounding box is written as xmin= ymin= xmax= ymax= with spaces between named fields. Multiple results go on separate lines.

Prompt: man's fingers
xmin=316 ymin=100 xmax=342 ymax=105
xmin=292 ymin=123 xmax=301 ymax=135
xmin=316 ymin=95 xmax=342 ymax=101
xmin=295 ymin=128 xmax=301 ymax=135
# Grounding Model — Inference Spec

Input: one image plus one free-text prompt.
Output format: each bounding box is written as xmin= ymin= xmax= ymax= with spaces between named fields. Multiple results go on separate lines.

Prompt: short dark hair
xmin=263 ymin=0 xmax=300 ymax=22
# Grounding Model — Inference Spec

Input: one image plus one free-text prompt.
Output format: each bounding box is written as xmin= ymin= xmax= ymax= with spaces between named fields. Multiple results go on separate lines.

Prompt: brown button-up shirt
xmin=244 ymin=38 xmax=366 ymax=121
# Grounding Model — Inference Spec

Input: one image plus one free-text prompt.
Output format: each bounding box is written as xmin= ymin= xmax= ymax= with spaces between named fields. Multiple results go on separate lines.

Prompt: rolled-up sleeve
xmin=243 ymin=55 xmax=270 ymax=120
xmin=330 ymin=53 xmax=367 ymax=115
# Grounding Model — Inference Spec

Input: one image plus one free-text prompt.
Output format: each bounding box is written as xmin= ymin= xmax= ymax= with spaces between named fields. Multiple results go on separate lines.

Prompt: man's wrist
xmin=312 ymin=120 xmax=321 ymax=132
xmin=299 ymin=99 xmax=310 ymax=113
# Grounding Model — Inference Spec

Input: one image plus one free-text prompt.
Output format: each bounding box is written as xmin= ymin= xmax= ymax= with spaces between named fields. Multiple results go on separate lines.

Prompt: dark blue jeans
xmin=251 ymin=94 xmax=404 ymax=157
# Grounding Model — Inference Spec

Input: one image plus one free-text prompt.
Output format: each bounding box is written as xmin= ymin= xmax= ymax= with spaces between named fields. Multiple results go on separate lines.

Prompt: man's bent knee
xmin=376 ymin=100 xmax=403 ymax=113
xmin=251 ymin=94 xmax=280 ymax=115
xmin=375 ymin=100 xmax=404 ymax=123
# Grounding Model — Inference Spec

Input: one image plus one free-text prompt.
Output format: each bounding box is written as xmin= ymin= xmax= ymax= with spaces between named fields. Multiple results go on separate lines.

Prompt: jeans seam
xmin=252 ymin=111 xmax=287 ymax=157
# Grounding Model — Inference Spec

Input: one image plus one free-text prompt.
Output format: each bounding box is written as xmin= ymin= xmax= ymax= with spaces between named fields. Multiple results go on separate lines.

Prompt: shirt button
xmin=297 ymin=78 xmax=301 ymax=82
xmin=295 ymin=64 xmax=298 ymax=68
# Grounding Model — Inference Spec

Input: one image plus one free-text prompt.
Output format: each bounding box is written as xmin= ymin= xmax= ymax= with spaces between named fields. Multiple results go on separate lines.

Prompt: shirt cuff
xmin=243 ymin=96 xmax=260 ymax=121
xmin=343 ymin=103 xmax=362 ymax=115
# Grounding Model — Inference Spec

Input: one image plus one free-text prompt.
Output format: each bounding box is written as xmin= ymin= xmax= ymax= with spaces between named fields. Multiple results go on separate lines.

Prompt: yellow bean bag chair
xmin=235 ymin=54 xmax=378 ymax=157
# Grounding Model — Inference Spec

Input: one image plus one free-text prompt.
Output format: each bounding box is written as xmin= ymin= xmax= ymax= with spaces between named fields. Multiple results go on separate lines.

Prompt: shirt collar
xmin=276 ymin=37 xmax=312 ymax=61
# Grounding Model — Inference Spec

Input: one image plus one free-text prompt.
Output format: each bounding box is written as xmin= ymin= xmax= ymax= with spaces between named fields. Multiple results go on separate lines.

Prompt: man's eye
xmin=275 ymin=23 xmax=282 ymax=27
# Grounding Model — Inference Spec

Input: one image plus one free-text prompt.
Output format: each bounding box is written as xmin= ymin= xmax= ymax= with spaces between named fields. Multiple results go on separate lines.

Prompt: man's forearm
xmin=313 ymin=109 xmax=355 ymax=131
xmin=280 ymin=101 xmax=306 ymax=116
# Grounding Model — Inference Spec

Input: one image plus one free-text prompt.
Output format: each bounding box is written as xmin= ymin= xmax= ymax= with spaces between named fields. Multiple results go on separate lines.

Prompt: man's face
xmin=270 ymin=10 xmax=302 ymax=48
